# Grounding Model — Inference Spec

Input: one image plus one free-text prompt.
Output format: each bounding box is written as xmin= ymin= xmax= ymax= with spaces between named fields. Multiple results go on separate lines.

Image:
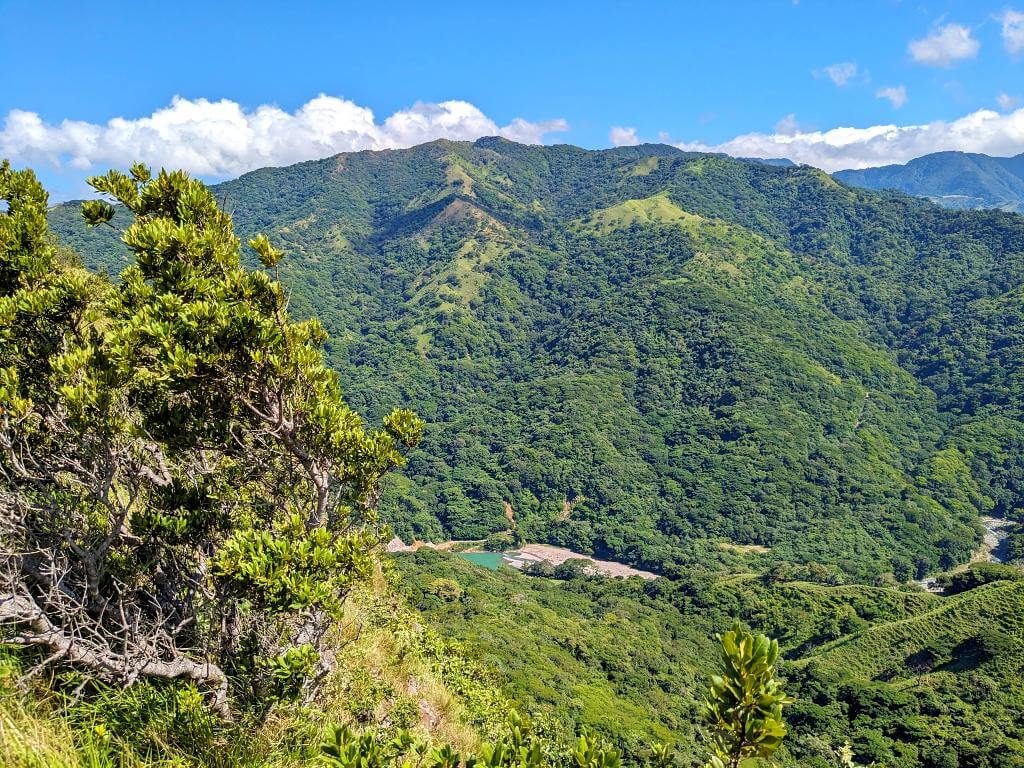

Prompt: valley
xmin=982 ymin=516 xmax=1014 ymax=564
xmin=916 ymin=515 xmax=1014 ymax=592
xmin=51 ymin=139 xmax=1024 ymax=583
xmin=463 ymin=543 xmax=657 ymax=579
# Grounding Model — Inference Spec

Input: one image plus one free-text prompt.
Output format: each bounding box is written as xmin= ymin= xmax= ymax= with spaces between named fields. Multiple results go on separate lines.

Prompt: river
xmin=916 ymin=516 xmax=1014 ymax=593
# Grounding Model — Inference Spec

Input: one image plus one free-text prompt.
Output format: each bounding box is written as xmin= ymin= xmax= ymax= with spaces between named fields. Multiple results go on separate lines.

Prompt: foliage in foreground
xmin=320 ymin=716 xmax=631 ymax=768
xmin=315 ymin=623 xmax=789 ymax=768
xmin=702 ymin=626 xmax=792 ymax=768
xmin=1 ymin=617 xmax=789 ymax=768
xmin=0 ymin=160 xmax=421 ymax=716
xmin=0 ymin=570 xmax=510 ymax=767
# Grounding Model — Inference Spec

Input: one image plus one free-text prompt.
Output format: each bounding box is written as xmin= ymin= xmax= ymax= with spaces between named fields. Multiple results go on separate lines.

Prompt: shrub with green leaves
xmin=321 ymin=714 xmax=629 ymax=768
xmin=0 ymin=161 xmax=422 ymax=716
xmin=702 ymin=625 xmax=792 ymax=768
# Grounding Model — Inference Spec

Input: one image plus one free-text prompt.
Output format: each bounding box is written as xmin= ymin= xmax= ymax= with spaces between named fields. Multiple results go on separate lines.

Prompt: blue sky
xmin=2 ymin=0 xmax=1023 ymax=199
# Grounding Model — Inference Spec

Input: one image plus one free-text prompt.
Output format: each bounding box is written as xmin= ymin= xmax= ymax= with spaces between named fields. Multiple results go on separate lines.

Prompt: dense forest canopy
xmin=399 ymin=551 xmax=1024 ymax=767
xmin=50 ymin=139 xmax=1024 ymax=580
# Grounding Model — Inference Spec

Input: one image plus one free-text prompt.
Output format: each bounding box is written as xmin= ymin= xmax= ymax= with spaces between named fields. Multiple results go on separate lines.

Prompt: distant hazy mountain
xmin=740 ymin=156 xmax=796 ymax=167
xmin=835 ymin=151 xmax=1024 ymax=212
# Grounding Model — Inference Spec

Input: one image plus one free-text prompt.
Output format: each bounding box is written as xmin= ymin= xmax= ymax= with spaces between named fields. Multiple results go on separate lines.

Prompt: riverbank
xmin=502 ymin=544 xmax=657 ymax=580
xmin=386 ymin=537 xmax=657 ymax=580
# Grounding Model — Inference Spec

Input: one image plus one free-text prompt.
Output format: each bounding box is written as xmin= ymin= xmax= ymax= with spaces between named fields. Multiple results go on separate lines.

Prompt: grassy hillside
xmin=5 ymin=541 xmax=1021 ymax=768
xmin=48 ymin=141 xmax=1024 ymax=580
xmin=796 ymin=580 xmax=1022 ymax=677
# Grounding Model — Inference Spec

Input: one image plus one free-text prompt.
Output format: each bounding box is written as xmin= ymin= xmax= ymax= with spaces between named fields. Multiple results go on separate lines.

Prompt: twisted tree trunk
xmin=0 ymin=593 xmax=231 ymax=719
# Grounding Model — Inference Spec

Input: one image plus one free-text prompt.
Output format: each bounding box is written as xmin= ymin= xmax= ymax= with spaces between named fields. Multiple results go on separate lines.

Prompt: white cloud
xmin=998 ymin=92 xmax=1021 ymax=111
xmin=609 ymin=126 xmax=640 ymax=146
xmin=1001 ymin=9 xmax=1024 ymax=54
xmin=666 ymin=106 xmax=1024 ymax=171
xmin=499 ymin=117 xmax=570 ymax=145
xmin=774 ymin=114 xmax=804 ymax=136
xmin=876 ymin=85 xmax=908 ymax=109
xmin=0 ymin=95 xmax=568 ymax=180
xmin=815 ymin=61 xmax=858 ymax=87
xmin=909 ymin=23 xmax=979 ymax=67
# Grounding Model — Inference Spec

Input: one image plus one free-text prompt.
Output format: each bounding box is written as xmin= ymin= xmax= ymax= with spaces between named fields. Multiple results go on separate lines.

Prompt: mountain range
xmin=835 ymin=151 xmax=1024 ymax=213
xmin=49 ymin=139 xmax=1024 ymax=582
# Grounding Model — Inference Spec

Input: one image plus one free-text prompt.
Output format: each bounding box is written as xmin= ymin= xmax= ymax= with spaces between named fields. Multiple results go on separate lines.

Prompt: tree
xmin=702 ymin=624 xmax=793 ymax=768
xmin=0 ymin=162 xmax=422 ymax=716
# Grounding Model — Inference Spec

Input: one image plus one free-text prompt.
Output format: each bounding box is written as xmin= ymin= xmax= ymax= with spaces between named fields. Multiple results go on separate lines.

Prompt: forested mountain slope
xmin=50 ymin=139 xmax=1024 ymax=579
xmin=835 ymin=151 xmax=1024 ymax=212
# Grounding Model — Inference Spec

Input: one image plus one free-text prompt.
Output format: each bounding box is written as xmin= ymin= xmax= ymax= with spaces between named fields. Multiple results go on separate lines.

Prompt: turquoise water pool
xmin=455 ymin=551 xmax=505 ymax=570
